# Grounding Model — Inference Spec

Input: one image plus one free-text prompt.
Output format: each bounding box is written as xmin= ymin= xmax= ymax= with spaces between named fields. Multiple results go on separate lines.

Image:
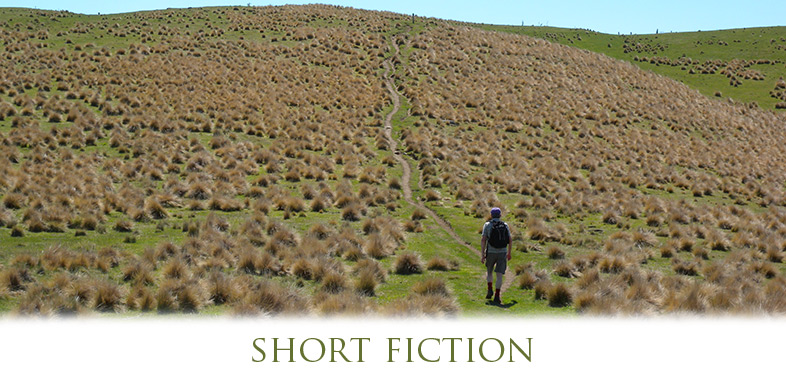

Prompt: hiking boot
xmin=493 ymin=295 xmax=501 ymax=305
xmin=485 ymin=289 xmax=494 ymax=299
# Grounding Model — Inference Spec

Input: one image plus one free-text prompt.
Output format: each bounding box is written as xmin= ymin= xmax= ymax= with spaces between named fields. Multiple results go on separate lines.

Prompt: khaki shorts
xmin=485 ymin=252 xmax=507 ymax=274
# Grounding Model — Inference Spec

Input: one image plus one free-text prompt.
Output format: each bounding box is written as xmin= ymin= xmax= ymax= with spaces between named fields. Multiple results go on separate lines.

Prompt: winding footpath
xmin=381 ymin=39 xmax=515 ymax=297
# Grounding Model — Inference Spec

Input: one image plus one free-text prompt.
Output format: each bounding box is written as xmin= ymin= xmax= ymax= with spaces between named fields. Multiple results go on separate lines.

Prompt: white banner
xmin=1 ymin=317 xmax=782 ymax=375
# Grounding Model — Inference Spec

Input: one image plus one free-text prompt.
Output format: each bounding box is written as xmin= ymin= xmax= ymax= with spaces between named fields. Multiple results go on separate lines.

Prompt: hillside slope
xmin=1 ymin=6 xmax=786 ymax=316
xmin=475 ymin=24 xmax=786 ymax=109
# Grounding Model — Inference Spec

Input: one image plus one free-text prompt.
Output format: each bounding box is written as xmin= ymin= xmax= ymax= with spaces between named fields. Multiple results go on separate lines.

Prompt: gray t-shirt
xmin=482 ymin=218 xmax=510 ymax=254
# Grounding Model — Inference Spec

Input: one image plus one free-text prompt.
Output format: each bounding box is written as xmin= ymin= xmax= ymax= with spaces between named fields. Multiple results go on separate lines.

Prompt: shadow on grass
xmin=485 ymin=299 xmax=518 ymax=309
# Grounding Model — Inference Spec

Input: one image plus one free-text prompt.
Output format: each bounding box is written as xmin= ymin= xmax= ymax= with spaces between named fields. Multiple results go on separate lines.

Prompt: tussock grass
xmin=517 ymin=272 xmax=538 ymax=290
xmin=553 ymin=261 xmax=578 ymax=278
xmin=321 ymin=272 xmax=347 ymax=294
xmin=353 ymin=259 xmax=387 ymax=282
xmin=672 ymin=259 xmax=701 ymax=276
xmin=237 ymin=279 xmax=308 ymax=316
xmin=10 ymin=226 xmax=24 ymax=237
xmin=92 ymin=280 xmax=123 ymax=312
xmin=207 ymin=272 xmax=238 ymax=305
xmin=156 ymin=280 xmax=179 ymax=313
xmin=660 ymin=244 xmax=675 ymax=258
xmin=547 ymin=283 xmax=573 ymax=308
xmin=693 ymin=247 xmax=710 ymax=260
xmin=412 ymin=277 xmax=451 ymax=297
xmin=127 ymin=286 xmax=156 ymax=311
xmin=315 ymin=291 xmax=373 ymax=315
xmin=599 ymin=256 xmax=627 ymax=274
xmin=426 ymin=256 xmax=459 ymax=271
xmin=122 ymin=261 xmax=154 ymax=285
xmin=176 ymin=283 xmax=205 ymax=313
xmin=355 ymin=270 xmax=378 ymax=296
xmin=393 ymin=252 xmax=423 ymax=275
xmin=411 ymin=208 xmax=428 ymax=221
xmin=162 ymin=258 xmax=189 ymax=280
xmin=1 ymin=267 xmax=32 ymax=292
xmin=307 ymin=223 xmax=334 ymax=241
xmin=341 ymin=204 xmax=363 ymax=221
xmin=11 ymin=254 xmax=39 ymax=269
xmin=576 ymin=268 xmax=601 ymax=289
xmin=291 ymin=259 xmax=315 ymax=280
xmin=533 ymin=281 xmax=552 ymax=301
xmin=403 ymin=220 xmax=423 ymax=233
xmin=383 ymin=294 xmax=459 ymax=316
xmin=546 ymin=245 xmax=565 ymax=259
xmin=114 ymin=220 xmax=134 ymax=233
xmin=364 ymin=233 xmax=394 ymax=259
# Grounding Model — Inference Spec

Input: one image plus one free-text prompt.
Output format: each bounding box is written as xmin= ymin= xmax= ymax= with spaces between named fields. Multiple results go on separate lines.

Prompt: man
xmin=481 ymin=207 xmax=512 ymax=305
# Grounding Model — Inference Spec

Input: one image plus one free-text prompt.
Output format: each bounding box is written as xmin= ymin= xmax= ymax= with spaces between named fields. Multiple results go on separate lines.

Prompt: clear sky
xmin=5 ymin=0 xmax=785 ymax=34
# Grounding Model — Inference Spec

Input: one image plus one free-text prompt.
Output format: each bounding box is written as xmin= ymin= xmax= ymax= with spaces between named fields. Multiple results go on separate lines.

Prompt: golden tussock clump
xmin=1 ymin=267 xmax=33 ymax=292
xmin=393 ymin=252 xmax=423 ymax=275
xmin=546 ymin=245 xmax=565 ymax=260
xmin=363 ymin=232 xmax=394 ymax=259
xmin=162 ymin=258 xmax=190 ymax=280
xmin=206 ymin=272 xmax=240 ymax=306
xmin=144 ymin=198 xmax=169 ymax=219
xmin=353 ymin=258 xmax=387 ymax=283
xmin=232 ymin=278 xmax=309 ymax=316
xmin=354 ymin=269 xmax=378 ymax=296
xmin=92 ymin=279 xmax=124 ymax=313
xmin=411 ymin=277 xmax=451 ymax=297
xmin=533 ymin=280 xmax=553 ymax=301
xmin=383 ymin=294 xmax=458 ymax=316
xmin=126 ymin=286 xmax=157 ymax=311
xmin=329 ymin=228 xmax=364 ymax=260
xmin=307 ymin=222 xmax=334 ymax=240
xmin=122 ymin=261 xmax=154 ymax=286
xmin=314 ymin=291 xmax=375 ymax=315
xmin=114 ymin=220 xmax=134 ymax=233
xmin=426 ymin=256 xmax=459 ymax=271
xmin=341 ymin=203 xmax=365 ymax=221
xmin=290 ymin=258 xmax=315 ymax=280
xmin=402 ymin=219 xmax=423 ymax=233
xmin=517 ymin=271 xmax=540 ymax=290
xmin=411 ymin=208 xmax=428 ymax=221
xmin=155 ymin=279 xmax=206 ymax=313
xmin=547 ymin=283 xmax=573 ymax=308
xmin=208 ymin=195 xmax=243 ymax=212
xmin=320 ymin=272 xmax=347 ymax=294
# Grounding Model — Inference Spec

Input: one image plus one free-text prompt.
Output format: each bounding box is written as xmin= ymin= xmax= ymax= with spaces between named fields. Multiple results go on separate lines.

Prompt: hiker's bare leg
xmin=495 ymin=272 xmax=503 ymax=289
xmin=485 ymin=260 xmax=495 ymax=299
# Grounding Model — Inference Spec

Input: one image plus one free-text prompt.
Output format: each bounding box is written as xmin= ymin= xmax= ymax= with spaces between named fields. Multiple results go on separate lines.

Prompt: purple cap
xmin=490 ymin=207 xmax=501 ymax=218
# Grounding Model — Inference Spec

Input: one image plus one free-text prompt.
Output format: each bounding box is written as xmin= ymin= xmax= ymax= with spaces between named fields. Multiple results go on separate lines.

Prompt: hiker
xmin=481 ymin=207 xmax=512 ymax=304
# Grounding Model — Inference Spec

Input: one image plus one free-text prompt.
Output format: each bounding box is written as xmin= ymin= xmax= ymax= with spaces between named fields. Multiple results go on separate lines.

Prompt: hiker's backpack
xmin=488 ymin=221 xmax=509 ymax=248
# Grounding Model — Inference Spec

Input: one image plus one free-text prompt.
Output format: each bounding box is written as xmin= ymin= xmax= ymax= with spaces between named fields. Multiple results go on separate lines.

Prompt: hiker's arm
xmin=507 ymin=237 xmax=512 ymax=261
xmin=480 ymin=235 xmax=487 ymax=263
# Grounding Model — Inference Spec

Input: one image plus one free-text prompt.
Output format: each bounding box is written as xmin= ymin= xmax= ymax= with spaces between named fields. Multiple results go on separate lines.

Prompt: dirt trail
xmin=381 ymin=40 xmax=515 ymax=296
xmin=382 ymin=58 xmax=468 ymax=249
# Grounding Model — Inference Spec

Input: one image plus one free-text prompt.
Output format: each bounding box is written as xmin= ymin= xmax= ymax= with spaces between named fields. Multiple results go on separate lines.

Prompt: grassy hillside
xmin=1 ymin=6 xmax=786 ymax=317
xmin=474 ymin=24 xmax=786 ymax=109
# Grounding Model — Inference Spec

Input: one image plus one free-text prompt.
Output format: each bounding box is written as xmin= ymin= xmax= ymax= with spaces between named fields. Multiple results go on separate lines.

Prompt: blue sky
xmin=6 ymin=0 xmax=785 ymax=34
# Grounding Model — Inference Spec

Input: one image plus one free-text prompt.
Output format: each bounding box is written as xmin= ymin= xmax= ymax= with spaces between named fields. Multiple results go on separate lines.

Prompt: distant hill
xmin=472 ymin=24 xmax=786 ymax=109
xmin=2 ymin=6 xmax=786 ymax=316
